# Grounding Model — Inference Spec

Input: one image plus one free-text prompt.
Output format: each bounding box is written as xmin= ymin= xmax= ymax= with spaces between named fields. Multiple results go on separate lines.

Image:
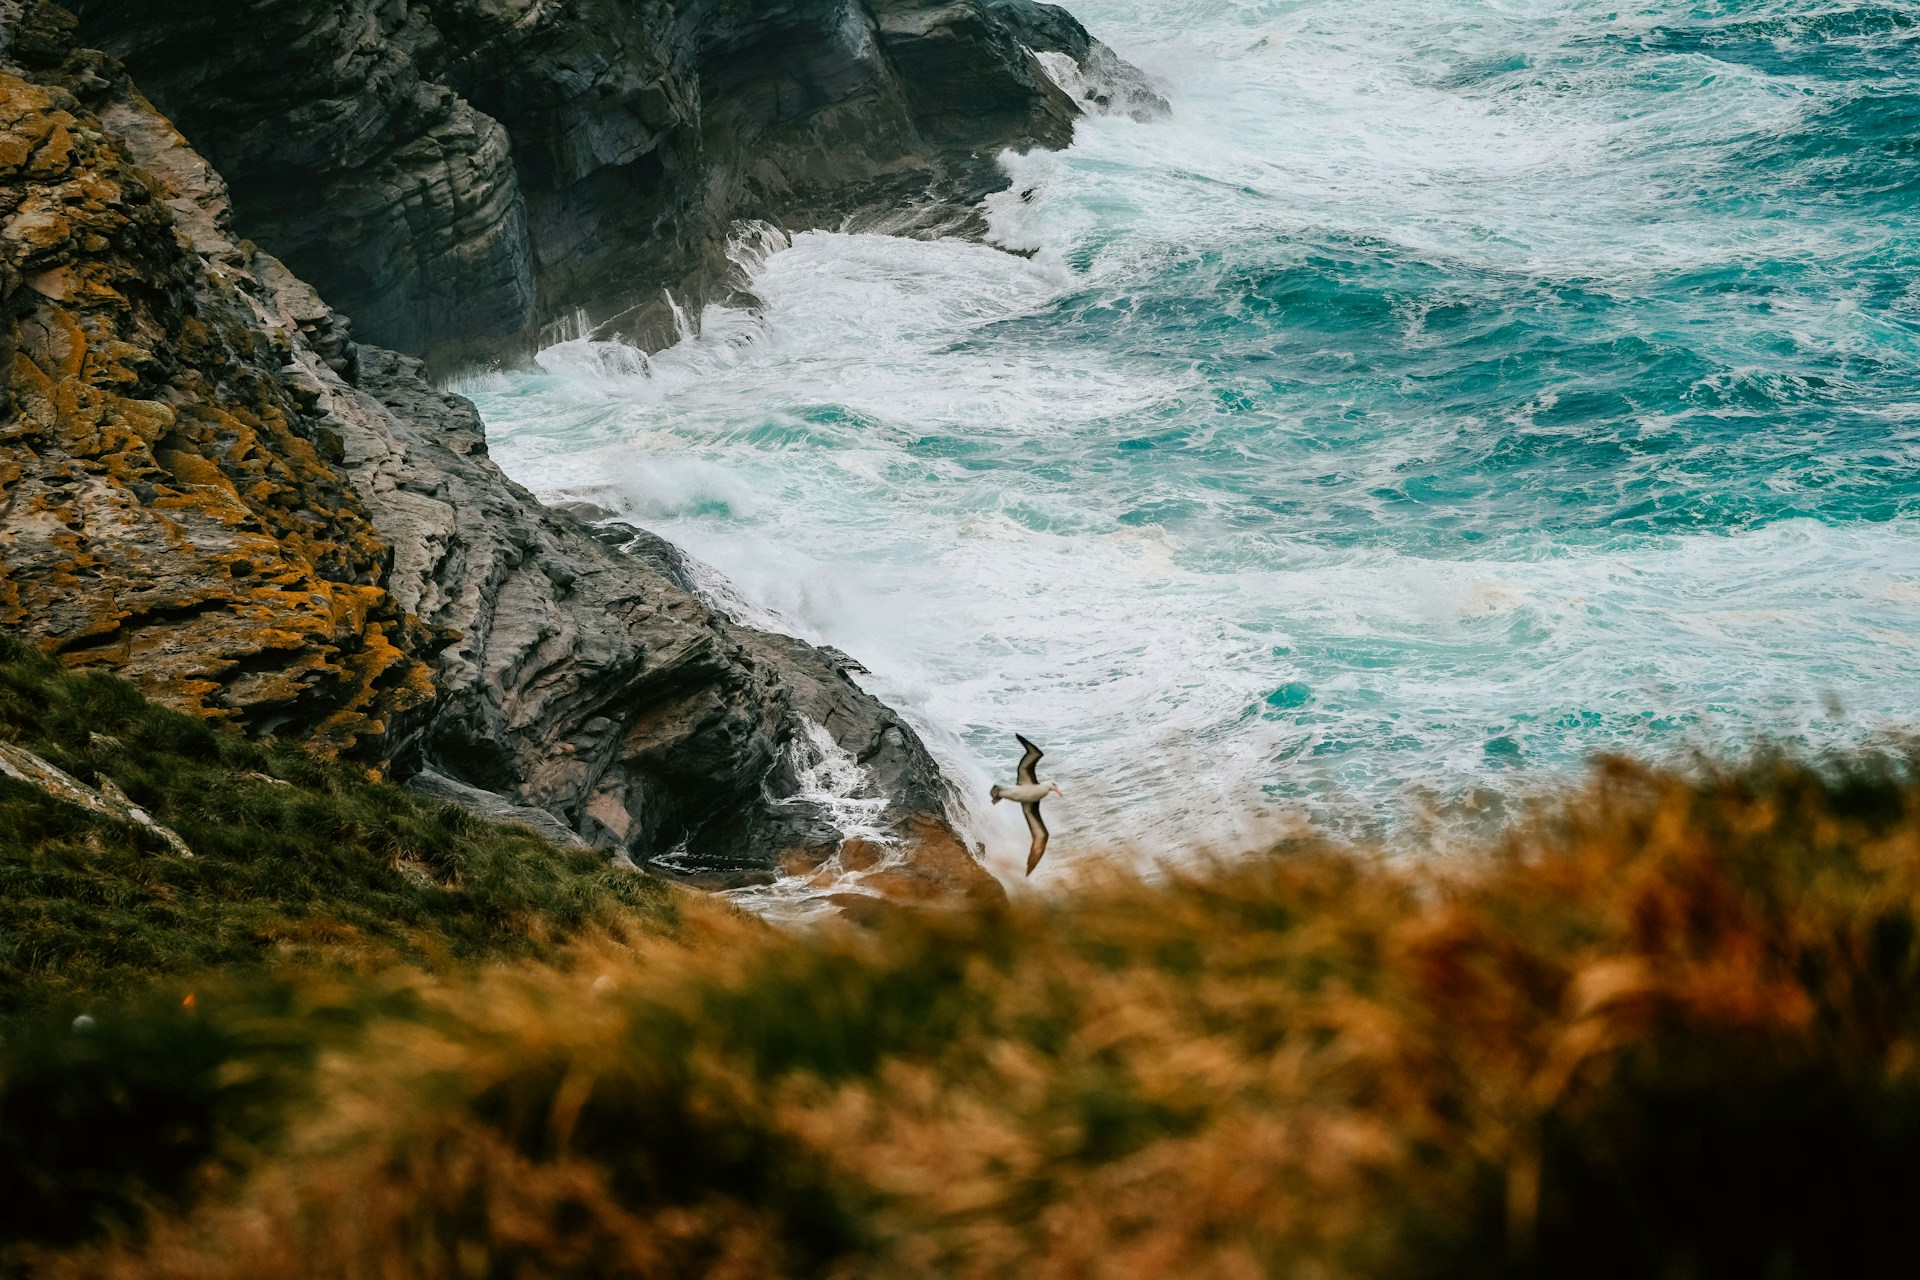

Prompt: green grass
xmin=0 ymin=633 xmax=678 ymax=1013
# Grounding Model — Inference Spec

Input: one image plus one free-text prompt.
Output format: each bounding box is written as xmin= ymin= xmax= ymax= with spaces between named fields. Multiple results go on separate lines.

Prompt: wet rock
xmin=65 ymin=0 xmax=1159 ymax=373
xmin=837 ymin=838 xmax=888 ymax=872
xmin=343 ymin=342 xmax=981 ymax=878
xmin=0 ymin=12 xmax=1001 ymax=895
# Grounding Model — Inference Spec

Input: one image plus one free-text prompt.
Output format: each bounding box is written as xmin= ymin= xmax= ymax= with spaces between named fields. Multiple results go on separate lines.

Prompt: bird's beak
xmin=1053 ymin=785 xmax=1065 ymax=797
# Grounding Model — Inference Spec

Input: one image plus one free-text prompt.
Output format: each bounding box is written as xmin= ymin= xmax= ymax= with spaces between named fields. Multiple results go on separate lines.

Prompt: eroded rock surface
xmin=0 ymin=8 xmax=1001 ymax=899
xmin=0 ymin=15 xmax=436 ymax=753
xmin=66 ymin=0 xmax=1161 ymax=370
xmin=341 ymin=344 xmax=992 ymax=894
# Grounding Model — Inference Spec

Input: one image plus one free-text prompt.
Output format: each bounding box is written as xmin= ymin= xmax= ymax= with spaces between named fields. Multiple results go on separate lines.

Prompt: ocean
xmin=461 ymin=0 xmax=1920 ymax=881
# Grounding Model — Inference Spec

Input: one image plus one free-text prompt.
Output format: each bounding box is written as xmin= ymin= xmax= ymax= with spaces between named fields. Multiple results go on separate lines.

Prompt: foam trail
xmin=472 ymin=0 xmax=1920 ymax=876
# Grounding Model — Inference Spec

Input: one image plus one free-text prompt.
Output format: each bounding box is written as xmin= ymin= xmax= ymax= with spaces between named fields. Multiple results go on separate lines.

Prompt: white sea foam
xmin=473 ymin=0 xmax=1920 ymax=880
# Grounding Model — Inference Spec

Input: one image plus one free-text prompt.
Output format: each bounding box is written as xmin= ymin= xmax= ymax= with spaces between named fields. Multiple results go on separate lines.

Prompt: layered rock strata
xmin=0 ymin=5 xmax=437 ymax=754
xmin=67 ymin=0 xmax=1163 ymax=371
xmin=0 ymin=8 xmax=1000 ymax=899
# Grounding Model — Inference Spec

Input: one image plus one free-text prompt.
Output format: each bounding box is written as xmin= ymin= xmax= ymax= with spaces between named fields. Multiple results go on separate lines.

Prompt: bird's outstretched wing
xmin=1022 ymin=801 xmax=1050 ymax=875
xmin=1015 ymin=733 xmax=1043 ymax=786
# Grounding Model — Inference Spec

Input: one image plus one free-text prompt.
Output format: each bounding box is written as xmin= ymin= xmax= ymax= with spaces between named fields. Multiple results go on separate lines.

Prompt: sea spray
xmin=468 ymin=0 xmax=1920 ymax=874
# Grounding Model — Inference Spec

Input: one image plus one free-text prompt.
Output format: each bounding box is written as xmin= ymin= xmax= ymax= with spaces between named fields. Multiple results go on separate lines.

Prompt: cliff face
xmin=0 ymin=5 xmax=437 ymax=755
xmin=65 ymin=0 xmax=1159 ymax=370
xmin=0 ymin=2 xmax=1007 ymax=899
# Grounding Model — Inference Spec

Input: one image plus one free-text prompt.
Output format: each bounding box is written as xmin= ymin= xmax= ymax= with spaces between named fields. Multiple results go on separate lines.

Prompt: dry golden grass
xmin=13 ymin=752 xmax=1920 ymax=1278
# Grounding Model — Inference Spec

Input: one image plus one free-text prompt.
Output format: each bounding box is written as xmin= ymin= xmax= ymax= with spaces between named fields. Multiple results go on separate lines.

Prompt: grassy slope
xmin=0 ymin=635 xmax=677 ymax=1014
xmin=6 ymin=670 xmax=1920 ymax=1276
xmin=0 ymin=634 xmax=695 ymax=1255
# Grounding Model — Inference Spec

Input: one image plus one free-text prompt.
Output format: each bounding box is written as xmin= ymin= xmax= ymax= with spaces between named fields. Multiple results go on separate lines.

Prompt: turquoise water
xmin=468 ymin=0 xmax=1920 ymax=876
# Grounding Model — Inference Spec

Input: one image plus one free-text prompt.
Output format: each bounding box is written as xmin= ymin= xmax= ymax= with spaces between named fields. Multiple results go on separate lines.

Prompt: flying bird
xmin=990 ymin=733 xmax=1063 ymax=875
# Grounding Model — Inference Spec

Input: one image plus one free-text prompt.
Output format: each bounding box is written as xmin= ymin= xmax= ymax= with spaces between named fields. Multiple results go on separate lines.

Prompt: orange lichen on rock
xmin=0 ymin=68 xmax=433 ymax=756
xmin=0 ymin=16 xmax=991 ymax=884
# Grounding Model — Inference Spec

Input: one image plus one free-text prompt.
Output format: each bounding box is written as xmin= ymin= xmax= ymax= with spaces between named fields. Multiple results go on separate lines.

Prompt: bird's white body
xmin=994 ymin=734 xmax=1062 ymax=875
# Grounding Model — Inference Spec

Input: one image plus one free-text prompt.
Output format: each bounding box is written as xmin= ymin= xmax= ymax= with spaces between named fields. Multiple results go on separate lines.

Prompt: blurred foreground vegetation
xmin=5 ymin=637 xmax=1920 ymax=1276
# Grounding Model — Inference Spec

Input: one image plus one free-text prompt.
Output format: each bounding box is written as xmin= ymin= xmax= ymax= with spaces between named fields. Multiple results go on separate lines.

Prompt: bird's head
xmin=1050 ymin=783 xmax=1065 ymax=798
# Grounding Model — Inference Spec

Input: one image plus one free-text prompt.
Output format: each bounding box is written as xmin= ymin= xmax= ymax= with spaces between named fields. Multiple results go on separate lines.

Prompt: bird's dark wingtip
xmin=1015 ymin=732 xmax=1039 ymax=752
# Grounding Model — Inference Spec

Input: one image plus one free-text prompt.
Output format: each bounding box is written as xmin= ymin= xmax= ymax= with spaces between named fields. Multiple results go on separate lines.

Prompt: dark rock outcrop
xmin=66 ymin=0 xmax=1161 ymax=372
xmin=340 ymin=343 xmax=987 ymax=893
xmin=0 ymin=10 xmax=1001 ymax=900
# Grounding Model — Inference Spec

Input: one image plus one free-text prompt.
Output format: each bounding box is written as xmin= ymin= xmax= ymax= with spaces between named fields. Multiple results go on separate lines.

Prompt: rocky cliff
xmin=0 ymin=0 xmax=1070 ymax=900
xmin=0 ymin=3 xmax=438 ymax=756
xmin=64 ymin=0 xmax=1160 ymax=372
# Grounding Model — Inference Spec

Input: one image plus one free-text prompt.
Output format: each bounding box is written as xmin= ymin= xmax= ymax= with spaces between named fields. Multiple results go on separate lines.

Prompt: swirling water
xmin=466 ymin=0 xmax=1920 ymax=879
